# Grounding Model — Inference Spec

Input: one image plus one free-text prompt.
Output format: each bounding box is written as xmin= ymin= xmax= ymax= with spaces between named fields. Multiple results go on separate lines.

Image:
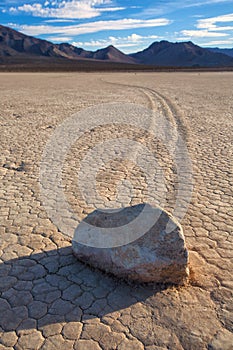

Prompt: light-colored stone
xmin=81 ymin=323 xmax=111 ymax=342
xmin=40 ymin=335 xmax=74 ymax=350
xmin=73 ymin=204 xmax=189 ymax=284
xmin=15 ymin=331 xmax=44 ymax=350
xmin=74 ymin=340 xmax=102 ymax=350
xmin=62 ymin=322 xmax=82 ymax=340
xmin=99 ymin=331 xmax=126 ymax=349
xmin=208 ymin=329 xmax=233 ymax=350
xmin=0 ymin=331 xmax=17 ymax=347
xmin=40 ymin=324 xmax=63 ymax=338
xmin=118 ymin=338 xmax=144 ymax=350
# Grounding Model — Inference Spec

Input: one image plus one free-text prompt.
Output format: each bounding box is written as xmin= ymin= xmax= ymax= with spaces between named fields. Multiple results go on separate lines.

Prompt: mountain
xmin=0 ymin=25 xmax=135 ymax=64
xmin=90 ymin=45 xmax=136 ymax=63
xmin=130 ymin=40 xmax=233 ymax=67
xmin=57 ymin=43 xmax=93 ymax=59
xmin=0 ymin=24 xmax=70 ymax=58
xmin=58 ymin=43 xmax=136 ymax=63
xmin=1 ymin=25 xmax=233 ymax=68
xmin=207 ymin=47 xmax=233 ymax=58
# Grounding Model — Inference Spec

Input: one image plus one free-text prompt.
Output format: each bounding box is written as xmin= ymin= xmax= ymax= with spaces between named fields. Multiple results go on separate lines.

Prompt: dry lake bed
xmin=0 ymin=72 xmax=232 ymax=349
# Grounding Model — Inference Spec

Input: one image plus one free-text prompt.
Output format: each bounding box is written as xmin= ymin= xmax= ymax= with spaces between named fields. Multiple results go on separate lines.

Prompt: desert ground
xmin=0 ymin=72 xmax=232 ymax=349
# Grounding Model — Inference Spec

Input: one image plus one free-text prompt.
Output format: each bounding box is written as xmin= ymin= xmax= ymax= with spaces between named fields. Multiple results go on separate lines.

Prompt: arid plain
xmin=0 ymin=72 xmax=232 ymax=349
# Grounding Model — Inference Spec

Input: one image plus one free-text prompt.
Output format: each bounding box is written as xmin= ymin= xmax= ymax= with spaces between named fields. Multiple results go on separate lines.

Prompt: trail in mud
xmin=101 ymin=78 xmax=193 ymax=219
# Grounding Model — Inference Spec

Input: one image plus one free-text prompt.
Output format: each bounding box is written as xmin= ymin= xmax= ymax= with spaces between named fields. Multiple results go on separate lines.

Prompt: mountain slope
xmin=1 ymin=25 xmax=233 ymax=67
xmin=90 ymin=45 xmax=136 ymax=63
xmin=0 ymin=24 xmax=70 ymax=58
xmin=207 ymin=47 xmax=233 ymax=58
xmin=130 ymin=40 xmax=233 ymax=67
xmin=57 ymin=43 xmax=136 ymax=63
xmin=0 ymin=25 xmax=135 ymax=64
xmin=57 ymin=43 xmax=93 ymax=59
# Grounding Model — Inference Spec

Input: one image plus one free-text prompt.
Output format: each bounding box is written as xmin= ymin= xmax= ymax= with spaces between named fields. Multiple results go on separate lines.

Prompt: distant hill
xmin=130 ymin=40 xmax=233 ymax=67
xmin=0 ymin=24 xmax=70 ymax=58
xmin=56 ymin=43 xmax=93 ymax=59
xmin=88 ymin=45 xmax=136 ymax=63
xmin=1 ymin=24 xmax=233 ymax=68
xmin=207 ymin=47 xmax=233 ymax=58
xmin=0 ymin=24 xmax=135 ymax=64
xmin=58 ymin=43 xmax=136 ymax=63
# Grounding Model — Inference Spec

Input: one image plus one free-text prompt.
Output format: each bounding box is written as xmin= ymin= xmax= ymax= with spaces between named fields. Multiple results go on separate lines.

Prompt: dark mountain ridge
xmin=130 ymin=40 xmax=233 ymax=67
xmin=207 ymin=47 xmax=233 ymax=58
xmin=0 ymin=24 xmax=136 ymax=64
xmin=1 ymin=24 xmax=233 ymax=67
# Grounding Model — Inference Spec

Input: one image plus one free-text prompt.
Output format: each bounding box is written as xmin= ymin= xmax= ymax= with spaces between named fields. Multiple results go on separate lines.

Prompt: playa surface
xmin=0 ymin=72 xmax=232 ymax=349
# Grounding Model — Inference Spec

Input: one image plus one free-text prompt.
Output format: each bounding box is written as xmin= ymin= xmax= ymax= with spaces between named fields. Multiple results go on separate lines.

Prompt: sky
xmin=0 ymin=0 xmax=233 ymax=53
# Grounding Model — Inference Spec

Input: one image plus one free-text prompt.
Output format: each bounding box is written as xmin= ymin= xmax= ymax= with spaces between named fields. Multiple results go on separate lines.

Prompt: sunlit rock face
xmin=72 ymin=204 xmax=189 ymax=284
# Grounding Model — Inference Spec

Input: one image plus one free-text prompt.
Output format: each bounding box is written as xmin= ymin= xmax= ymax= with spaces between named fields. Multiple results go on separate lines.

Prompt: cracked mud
xmin=0 ymin=72 xmax=232 ymax=350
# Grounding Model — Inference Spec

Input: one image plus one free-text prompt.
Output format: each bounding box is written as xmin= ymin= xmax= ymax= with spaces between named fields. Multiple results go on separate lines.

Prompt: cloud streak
xmin=140 ymin=0 xmax=233 ymax=18
xmin=179 ymin=12 xmax=233 ymax=43
xmin=201 ymin=39 xmax=233 ymax=46
xmin=196 ymin=13 xmax=233 ymax=30
xmin=16 ymin=18 xmax=172 ymax=36
xmin=181 ymin=30 xmax=229 ymax=37
xmin=46 ymin=36 xmax=73 ymax=42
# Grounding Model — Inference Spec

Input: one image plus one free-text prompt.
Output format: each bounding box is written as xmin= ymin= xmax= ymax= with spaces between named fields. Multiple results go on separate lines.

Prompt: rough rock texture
xmin=72 ymin=204 xmax=189 ymax=284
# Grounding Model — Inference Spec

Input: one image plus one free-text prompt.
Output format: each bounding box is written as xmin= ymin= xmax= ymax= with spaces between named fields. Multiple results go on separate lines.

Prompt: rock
xmin=74 ymin=340 xmax=102 ymax=350
xmin=14 ymin=331 xmax=44 ymax=350
xmin=118 ymin=339 xmax=144 ymax=350
xmin=208 ymin=329 xmax=233 ymax=350
xmin=62 ymin=322 xmax=82 ymax=340
xmin=72 ymin=204 xmax=189 ymax=284
xmin=28 ymin=301 xmax=48 ymax=319
xmin=0 ymin=306 xmax=28 ymax=331
xmin=0 ymin=331 xmax=18 ymax=347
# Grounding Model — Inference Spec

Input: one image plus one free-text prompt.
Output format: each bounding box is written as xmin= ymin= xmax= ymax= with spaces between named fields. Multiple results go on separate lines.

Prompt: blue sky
xmin=0 ymin=0 xmax=233 ymax=52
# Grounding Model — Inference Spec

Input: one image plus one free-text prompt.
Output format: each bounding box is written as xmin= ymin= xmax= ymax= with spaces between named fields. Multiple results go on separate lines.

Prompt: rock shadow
xmin=0 ymin=246 xmax=165 ymax=332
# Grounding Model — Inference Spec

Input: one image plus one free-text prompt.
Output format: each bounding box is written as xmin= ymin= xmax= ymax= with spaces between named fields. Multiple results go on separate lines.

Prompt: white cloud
xmin=179 ymin=13 xmax=233 ymax=41
xmin=196 ymin=13 xmax=233 ymax=30
xmin=9 ymin=0 xmax=125 ymax=19
xmin=139 ymin=0 xmax=232 ymax=18
xmin=44 ymin=19 xmax=76 ymax=23
xmin=191 ymin=15 xmax=204 ymax=18
xmin=181 ymin=30 xmax=229 ymax=37
xmin=184 ymin=0 xmax=233 ymax=7
xmin=46 ymin=36 xmax=73 ymax=41
xmin=201 ymin=39 xmax=233 ymax=46
xmin=72 ymin=33 xmax=159 ymax=48
xmin=16 ymin=18 xmax=172 ymax=36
